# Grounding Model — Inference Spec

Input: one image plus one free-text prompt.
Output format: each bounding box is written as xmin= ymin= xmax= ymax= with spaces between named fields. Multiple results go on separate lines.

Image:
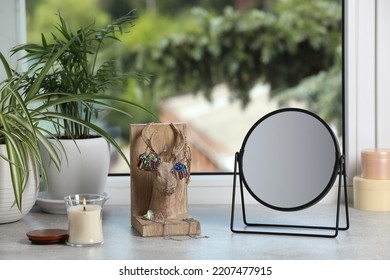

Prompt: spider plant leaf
xmin=0 ymin=52 xmax=13 ymax=79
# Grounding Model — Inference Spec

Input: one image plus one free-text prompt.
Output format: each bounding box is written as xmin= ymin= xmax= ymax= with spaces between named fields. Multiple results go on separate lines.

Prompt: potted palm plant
xmin=12 ymin=11 xmax=153 ymax=202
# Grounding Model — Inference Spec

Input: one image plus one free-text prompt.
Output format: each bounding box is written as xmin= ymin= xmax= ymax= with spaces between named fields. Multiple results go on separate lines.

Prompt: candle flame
xmin=83 ymin=197 xmax=86 ymax=211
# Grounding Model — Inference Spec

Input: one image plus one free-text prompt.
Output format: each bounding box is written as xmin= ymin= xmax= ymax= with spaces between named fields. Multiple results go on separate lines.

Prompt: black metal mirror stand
xmin=230 ymin=152 xmax=350 ymax=238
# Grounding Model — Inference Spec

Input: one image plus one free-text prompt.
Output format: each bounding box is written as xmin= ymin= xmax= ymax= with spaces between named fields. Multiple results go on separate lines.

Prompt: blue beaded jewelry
xmin=171 ymin=161 xmax=188 ymax=180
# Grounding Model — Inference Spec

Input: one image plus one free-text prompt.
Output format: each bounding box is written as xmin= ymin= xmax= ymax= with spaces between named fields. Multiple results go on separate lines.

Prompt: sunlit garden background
xmin=25 ymin=0 xmax=342 ymax=173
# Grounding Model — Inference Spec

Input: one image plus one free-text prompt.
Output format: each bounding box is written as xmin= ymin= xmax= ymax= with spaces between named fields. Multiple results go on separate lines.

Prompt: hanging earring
xmin=168 ymin=123 xmax=190 ymax=180
xmin=136 ymin=149 xmax=149 ymax=170
xmin=137 ymin=124 xmax=162 ymax=171
xmin=147 ymin=151 xmax=161 ymax=170
xmin=137 ymin=148 xmax=162 ymax=171
xmin=171 ymin=161 xmax=188 ymax=180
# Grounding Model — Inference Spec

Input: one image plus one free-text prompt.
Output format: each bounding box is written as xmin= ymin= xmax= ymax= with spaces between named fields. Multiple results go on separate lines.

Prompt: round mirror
xmin=239 ymin=108 xmax=340 ymax=211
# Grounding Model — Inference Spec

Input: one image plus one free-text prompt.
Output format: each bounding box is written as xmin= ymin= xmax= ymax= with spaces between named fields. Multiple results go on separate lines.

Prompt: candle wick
xmin=83 ymin=206 xmax=86 ymax=211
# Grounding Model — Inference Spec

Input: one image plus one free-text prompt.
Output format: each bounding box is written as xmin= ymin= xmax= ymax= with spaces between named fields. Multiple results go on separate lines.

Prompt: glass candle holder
xmin=64 ymin=194 xmax=107 ymax=247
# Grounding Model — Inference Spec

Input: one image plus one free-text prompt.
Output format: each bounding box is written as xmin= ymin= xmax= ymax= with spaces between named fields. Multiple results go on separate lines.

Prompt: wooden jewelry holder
xmin=130 ymin=122 xmax=201 ymax=237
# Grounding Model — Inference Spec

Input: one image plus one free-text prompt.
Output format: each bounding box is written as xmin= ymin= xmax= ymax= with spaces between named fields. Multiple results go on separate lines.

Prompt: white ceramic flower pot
xmin=0 ymin=145 xmax=39 ymax=224
xmin=41 ymin=137 xmax=110 ymax=200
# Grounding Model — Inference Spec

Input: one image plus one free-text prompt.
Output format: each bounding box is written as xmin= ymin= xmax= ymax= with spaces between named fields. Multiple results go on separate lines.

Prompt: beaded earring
xmin=170 ymin=161 xmax=188 ymax=180
xmin=169 ymin=123 xmax=191 ymax=181
xmin=136 ymin=124 xmax=162 ymax=171
xmin=136 ymin=148 xmax=161 ymax=171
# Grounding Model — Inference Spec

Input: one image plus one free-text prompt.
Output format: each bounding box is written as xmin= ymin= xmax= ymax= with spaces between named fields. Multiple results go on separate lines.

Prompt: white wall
xmin=346 ymin=0 xmax=390 ymax=183
xmin=376 ymin=0 xmax=390 ymax=148
xmin=0 ymin=0 xmax=26 ymax=80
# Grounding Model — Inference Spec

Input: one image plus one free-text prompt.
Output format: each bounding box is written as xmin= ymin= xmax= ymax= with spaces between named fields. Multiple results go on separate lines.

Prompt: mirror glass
xmin=240 ymin=108 xmax=340 ymax=211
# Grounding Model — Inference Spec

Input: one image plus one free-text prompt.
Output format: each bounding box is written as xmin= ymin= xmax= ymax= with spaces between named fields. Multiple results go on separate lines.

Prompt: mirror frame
xmin=238 ymin=108 xmax=341 ymax=212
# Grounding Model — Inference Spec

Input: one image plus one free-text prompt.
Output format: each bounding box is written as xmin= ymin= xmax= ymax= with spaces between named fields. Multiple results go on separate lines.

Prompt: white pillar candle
xmin=67 ymin=204 xmax=103 ymax=245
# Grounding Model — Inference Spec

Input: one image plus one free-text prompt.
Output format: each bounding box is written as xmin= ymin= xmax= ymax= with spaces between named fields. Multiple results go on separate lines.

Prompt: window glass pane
xmin=25 ymin=0 xmax=343 ymax=173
